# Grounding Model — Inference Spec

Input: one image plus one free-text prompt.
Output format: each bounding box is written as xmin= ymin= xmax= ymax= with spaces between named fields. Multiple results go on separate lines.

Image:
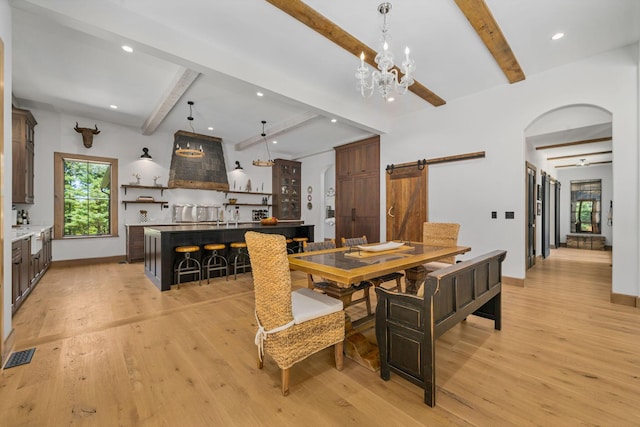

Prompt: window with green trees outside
xmin=570 ymin=180 xmax=601 ymax=234
xmin=54 ymin=152 xmax=118 ymax=239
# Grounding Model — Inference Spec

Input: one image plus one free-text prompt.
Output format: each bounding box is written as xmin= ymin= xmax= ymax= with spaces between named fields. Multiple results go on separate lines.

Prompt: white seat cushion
xmin=423 ymin=261 xmax=452 ymax=272
xmin=291 ymin=288 xmax=343 ymax=324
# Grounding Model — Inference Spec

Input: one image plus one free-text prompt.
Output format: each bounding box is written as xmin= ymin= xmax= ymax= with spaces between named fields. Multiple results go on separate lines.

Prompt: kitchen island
xmin=143 ymin=223 xmax=313 ymax=290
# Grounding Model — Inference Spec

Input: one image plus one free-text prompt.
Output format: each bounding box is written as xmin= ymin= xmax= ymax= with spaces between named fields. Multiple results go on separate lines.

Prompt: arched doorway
xmin=524 ymin=104 xmax=612 ymax=270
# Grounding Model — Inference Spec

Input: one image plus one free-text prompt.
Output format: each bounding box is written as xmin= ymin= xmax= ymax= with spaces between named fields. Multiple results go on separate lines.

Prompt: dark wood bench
xmin=374 ymin=250 xmax=507 ymax=407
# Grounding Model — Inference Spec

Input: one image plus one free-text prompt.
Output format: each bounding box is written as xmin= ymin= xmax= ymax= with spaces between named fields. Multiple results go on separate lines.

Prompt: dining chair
xmin=421 ymin=222 xmax=461 ymax=273
xmin=245 ymin=231 xmax=345 ymax=396
xmin=303 ymin=239 xmax=373 ymax=316
xmin=340 ymin=235 xmax=404 ymax=292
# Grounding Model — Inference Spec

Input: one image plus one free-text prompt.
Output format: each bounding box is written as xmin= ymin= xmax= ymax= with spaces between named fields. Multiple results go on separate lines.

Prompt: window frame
xmin=570 ymin=179 xmax=601 ymax=235
xmin=54 ymin=152 xmax=119 ymax=239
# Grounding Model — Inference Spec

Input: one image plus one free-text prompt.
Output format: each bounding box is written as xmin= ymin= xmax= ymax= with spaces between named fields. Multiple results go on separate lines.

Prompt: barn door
xmin=386 ymin=165 xmax=427 ymax=242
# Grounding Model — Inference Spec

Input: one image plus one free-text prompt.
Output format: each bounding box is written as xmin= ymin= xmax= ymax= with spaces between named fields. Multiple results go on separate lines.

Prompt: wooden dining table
xmin=288 ymin=241 xmax=471 ymax=294
xmin=288 ymin=241 xmax=471 ymax=371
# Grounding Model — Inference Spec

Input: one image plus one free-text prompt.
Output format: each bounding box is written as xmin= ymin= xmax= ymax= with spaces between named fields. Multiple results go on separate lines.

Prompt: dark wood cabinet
xmin=12 ymin=107 xmax=36 ymax=204
xmin=127 ymin=225 xmax=145 ymax=263
xmin=12 ymin=227 xmax=52 ymax=314
xmin=272 ymin=159 xmax=301 ymax=220
xmin=335 ymin=137 xmax=380 ymax=244
xmin=12 ymin=236 xmax=31 ymax=313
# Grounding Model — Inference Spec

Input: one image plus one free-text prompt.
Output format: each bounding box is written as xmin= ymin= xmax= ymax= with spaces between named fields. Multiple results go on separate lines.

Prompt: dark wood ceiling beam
xmin=265 ymin=0 xmax=446 ymax=107
xmin=536 ymin=137 xmax=612 ymax=150
xmin=453 ymin=0 xmax=525 ymax=83
xmin=547 ymin=150 xmax=612 ymax=161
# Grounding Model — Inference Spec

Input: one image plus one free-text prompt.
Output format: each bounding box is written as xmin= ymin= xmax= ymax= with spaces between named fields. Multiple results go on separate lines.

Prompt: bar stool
xmin=229 ymin=241 xmax=251 ymax=279
xmin=292 ymin=237 xmax=309 ymax=253
xmin=285 ymin=238 xmax=295 ymax=254
xmin=202 ymin=243 xmax=228 ymax=283
xmin=174 ymin=245 xmax=201 ymax=288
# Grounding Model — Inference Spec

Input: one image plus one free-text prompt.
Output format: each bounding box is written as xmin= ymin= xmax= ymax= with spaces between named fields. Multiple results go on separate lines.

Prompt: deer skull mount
xmin=74 ymin=122 xmax=101 ymax=148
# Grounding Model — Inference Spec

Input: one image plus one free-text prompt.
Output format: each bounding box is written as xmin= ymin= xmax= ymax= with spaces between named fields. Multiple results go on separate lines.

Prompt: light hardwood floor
xmin=1 ymin=248 xmax=639 ymax=426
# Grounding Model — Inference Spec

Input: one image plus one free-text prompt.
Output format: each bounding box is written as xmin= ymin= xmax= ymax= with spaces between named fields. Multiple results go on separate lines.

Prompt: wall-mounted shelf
xmin=122 ymin=201 xmax=169 ymax=210
xmin=121 ymin=184 xmax=168 ymax=196
xmin=224 ymin=203 xmax=272 ymax=207
xmin=224 ymin=191 xmax=271 ymax=197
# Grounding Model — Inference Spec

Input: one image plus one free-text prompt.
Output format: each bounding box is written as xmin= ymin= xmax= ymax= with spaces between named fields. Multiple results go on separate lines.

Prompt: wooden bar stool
xmin=229 ymin=241 xmax=251 ymax=279
xmin=292 ymin=237 xmax=309 ymax=253
xmin=285 ymin=238 xmax=295 ymax=254
xmin=202 ymin=243 xmax=228 ymax=283
xmin=174 ymin=245 xmax=201 ymax=288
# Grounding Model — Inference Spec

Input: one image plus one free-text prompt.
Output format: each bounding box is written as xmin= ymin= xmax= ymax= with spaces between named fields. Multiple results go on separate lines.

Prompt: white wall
xmin=300 ymin=150 xmax=334 ymax=241
xmin=21 ymin=107 xmax=287 ymax=261
xmin=1 ymin=0 xmax=12 ymax=341
xmin=378 ymin=45 xmax=638 ymax=297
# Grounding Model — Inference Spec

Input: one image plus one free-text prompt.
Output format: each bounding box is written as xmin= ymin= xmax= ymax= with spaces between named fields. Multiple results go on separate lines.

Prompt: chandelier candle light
xmin=356 ymin=2 xmax=415 ymax=102
xmin=252 ymin=120 xmax=275 ymax=167
xmin=175 ymin=101 xmax=205 ymax=158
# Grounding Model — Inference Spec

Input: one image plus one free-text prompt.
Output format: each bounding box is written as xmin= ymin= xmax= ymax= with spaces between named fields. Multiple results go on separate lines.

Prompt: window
xmin=54 ymin=152 xmax=118 ymax=239
xmin=570 ymin=180 xmax=601 ymax=234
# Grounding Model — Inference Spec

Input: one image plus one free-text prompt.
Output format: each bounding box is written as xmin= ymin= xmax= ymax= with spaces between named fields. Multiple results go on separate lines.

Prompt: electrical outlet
xmin=491 ymin=211 xmax=497 ymax=219
xmin=505 ymin=211 xmax=515 ymax=219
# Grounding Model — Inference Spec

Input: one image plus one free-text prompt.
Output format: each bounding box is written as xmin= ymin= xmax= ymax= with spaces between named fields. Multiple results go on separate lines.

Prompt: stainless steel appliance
xmin=172 ymin=204 xmax=219 ymax=223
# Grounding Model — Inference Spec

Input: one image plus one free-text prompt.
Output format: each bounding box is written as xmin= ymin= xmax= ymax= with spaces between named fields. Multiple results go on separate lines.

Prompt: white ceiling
xmin=10 ymin=0 xmax=640 ymax=166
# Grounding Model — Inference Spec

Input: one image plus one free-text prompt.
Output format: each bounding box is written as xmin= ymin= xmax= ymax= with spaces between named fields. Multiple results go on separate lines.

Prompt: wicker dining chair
xmin=421 ymin=222 xmax=461 ymax=272
xmin=245 ymin=231 xmax=345 ymax=396
xmin=303 ymin=239 xmax=372 ymax=316
xmin=340 ymin=235 xmax=404 ymax=292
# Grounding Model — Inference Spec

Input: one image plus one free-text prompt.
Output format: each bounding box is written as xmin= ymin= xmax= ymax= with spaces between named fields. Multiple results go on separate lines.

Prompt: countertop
xmin=11 ymin=224 xmax=53 ymax=242
xmin=142 ymin=222 xmax=309 ymax=232
xmin=126 ymin=220 xmax=304 ymax=227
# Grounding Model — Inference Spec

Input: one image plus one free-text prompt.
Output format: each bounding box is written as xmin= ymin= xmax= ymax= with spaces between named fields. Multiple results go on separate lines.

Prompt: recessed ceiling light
xmin=272 ymin=140 xmax=277 ymax=144
xmin=331 ymin=118 xmax=337 ymax=123
xmin=109 ymin=104 xmax=118 ymax=109
xmin=387 ymin=97 xmax=395 ymax=102
xmin=551 ymin=32 xmax=565 ymax=41
xmin=208 ymin=126 xmax=214 ymax=131
xmin=256 ymin=92 xmax=264 ymax=97
xmin=121 ymin=45 xmax=133 ymax=53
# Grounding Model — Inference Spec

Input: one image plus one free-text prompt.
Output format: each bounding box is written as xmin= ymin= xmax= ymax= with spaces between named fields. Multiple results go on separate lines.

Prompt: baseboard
xmin=51 ymin=255 xmax=126 ymax=268
xmin=503 ymin=276 xmax=524 ymax=287
xmin=1 ymin=328 xmax=16 ymax=370
xmin=610 ymin=292 xmax=638 ymax=308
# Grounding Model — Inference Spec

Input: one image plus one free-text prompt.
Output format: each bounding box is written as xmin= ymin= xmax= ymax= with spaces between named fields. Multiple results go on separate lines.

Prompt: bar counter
xmin=143 ymin=223 xmax=314 ymax=290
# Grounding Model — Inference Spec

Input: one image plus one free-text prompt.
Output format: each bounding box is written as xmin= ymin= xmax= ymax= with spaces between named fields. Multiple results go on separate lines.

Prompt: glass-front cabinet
xmin=272 ymin=159 xmax=301 ymax=220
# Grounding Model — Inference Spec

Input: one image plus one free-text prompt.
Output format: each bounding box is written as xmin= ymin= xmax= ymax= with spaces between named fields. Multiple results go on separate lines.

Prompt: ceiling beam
xmin=547 ymin=150 xmax=612 ymax=161
xmin=453 ymin=0 xmax=525 ymax=83
xmin=141 ymin=67 xmax=200 ymax=135
xmin=536 ymin=137 xmax=612 ymax=150
xmin=234 ymin=112 xmax=319 ymax=151
xmin=555 ymin=160 xmax=612 ymax=169
xmin=265 ymin=0 xmax=446 ymax=107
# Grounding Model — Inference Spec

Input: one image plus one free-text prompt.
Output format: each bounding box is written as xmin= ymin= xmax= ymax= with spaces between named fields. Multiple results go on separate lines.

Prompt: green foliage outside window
xmin=570 ymin=180 xmax=601 ymax=234
xmin=63 ymin=159 xmax=112 ymax=236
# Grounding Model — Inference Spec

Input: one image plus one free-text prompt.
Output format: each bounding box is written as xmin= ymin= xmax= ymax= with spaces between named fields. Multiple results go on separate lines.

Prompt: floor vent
xmin=3 ymin=348 xmax=36 ymax=369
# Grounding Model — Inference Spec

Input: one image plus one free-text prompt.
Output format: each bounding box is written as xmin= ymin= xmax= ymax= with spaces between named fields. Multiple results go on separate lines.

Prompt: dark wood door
xmin=386 ymin=165 xmax=427 ymax=242
xmin=335 ymin=137 xmax=380 ymax=245
xmin=526 ymin=163 xmax=536 ymax=269
xmin=554 ymin=181 xmax=561 ymax=249
xmin=542 ymin=173 xmax=550 ymax=258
